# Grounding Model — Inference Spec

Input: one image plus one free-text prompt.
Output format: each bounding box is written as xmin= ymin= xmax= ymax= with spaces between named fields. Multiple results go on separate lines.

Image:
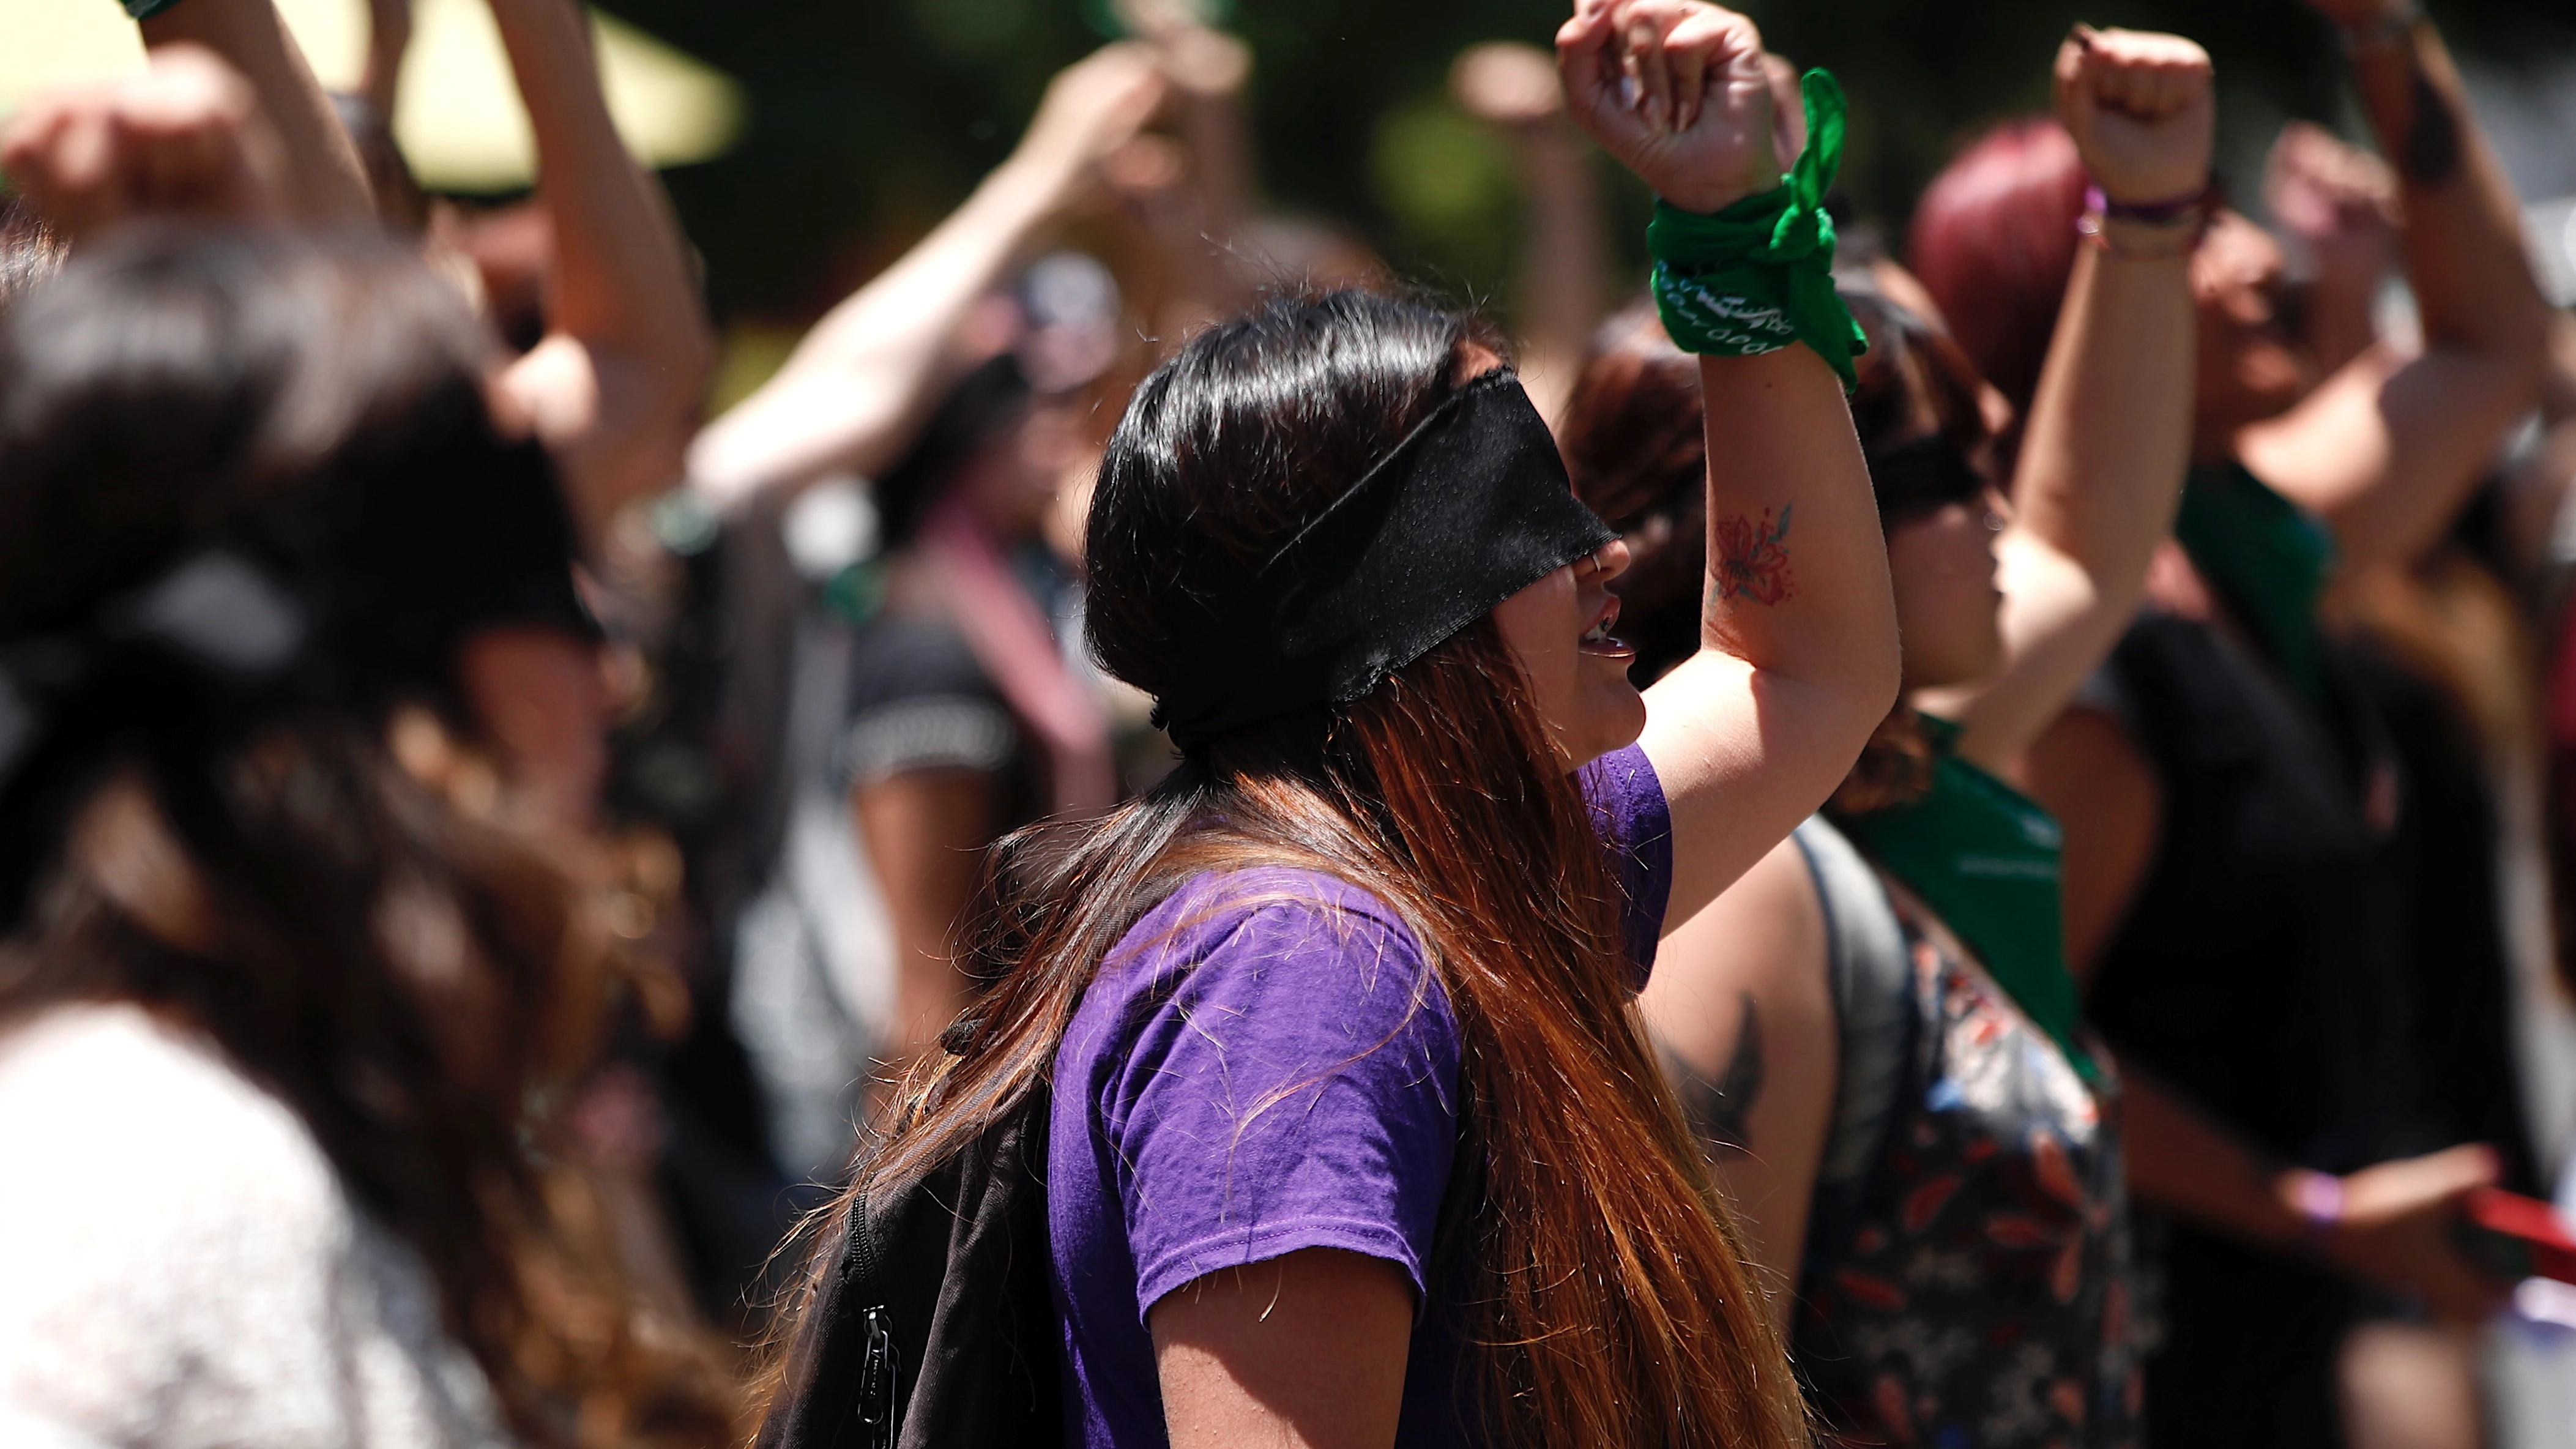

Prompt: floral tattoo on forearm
xmin=1709 ymin=505 xmax=1796 ymax=610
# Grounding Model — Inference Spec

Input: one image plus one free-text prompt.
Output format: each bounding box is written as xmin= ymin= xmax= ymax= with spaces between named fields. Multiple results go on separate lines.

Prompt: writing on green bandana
xmin=1834 ymin=715 xmax=2101 ymax=1084
xmin=1647 ymin=69 xmax=1868 ymax=390
xmin=2174 ymin=461 xmax=2336 ymax=706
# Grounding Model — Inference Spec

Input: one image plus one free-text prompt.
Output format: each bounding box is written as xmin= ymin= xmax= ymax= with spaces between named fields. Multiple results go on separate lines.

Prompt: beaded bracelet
xmin=2288 ymin=1169 xmax=2349 ymax=1254
xmin=2074 ymin=182 xmax=2214 ymax=261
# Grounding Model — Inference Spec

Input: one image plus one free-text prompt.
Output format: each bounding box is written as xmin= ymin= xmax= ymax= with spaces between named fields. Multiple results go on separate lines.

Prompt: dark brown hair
xmin=775 ymin=292 xmax=1807 ymax=1447
xmin=0 ymin=227 xmax=732 ymax=1448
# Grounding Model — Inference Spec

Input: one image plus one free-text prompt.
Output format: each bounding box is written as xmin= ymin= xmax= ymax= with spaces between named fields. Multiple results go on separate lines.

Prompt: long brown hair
xmin=0 ymin=228 xmax=732 ymax=1448
xmin=781 ymin=292 xmax=1807 ymax=1448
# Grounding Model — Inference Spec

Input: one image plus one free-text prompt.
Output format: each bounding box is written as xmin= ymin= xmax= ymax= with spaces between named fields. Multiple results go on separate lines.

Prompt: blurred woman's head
xmin=1909 ymin=116 xmax=2310 ymax=456
xmin=1844 ymin=287 xmax=2007 ymax=691
xmin=0 ymin=225 xmax=726 ymax=1447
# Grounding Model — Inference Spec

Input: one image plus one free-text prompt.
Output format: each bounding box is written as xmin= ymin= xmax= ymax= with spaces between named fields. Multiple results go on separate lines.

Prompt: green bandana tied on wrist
xmin=1647 ymin=68 xmax=1868 ymax=390
xmin=1835 ymin=715 xmax=2102 ymax=1085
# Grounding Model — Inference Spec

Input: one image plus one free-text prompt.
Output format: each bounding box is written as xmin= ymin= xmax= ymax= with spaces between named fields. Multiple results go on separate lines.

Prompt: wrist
xmin=2280 ymin=1168 xmax=2349 ymax=1257
xmin=1657 ymin=179 xmax=1777 ymax=219
xmin=2085 ymin=180 xmax=2217 ymax=218
xmin=988 ymin=147 xmax=1085 ymax=220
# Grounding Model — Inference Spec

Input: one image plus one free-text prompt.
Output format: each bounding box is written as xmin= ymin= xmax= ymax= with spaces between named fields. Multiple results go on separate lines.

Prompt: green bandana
xmin=122 ymin=0 xmax=188 ymax=18
xmin=1647 ymin=69 xmax=1868 ymax=390
xmin=2174 ymin=461 xmax=2337 ymax=706
xmin=1834 ymin=715 xmax=2101 ymax=1083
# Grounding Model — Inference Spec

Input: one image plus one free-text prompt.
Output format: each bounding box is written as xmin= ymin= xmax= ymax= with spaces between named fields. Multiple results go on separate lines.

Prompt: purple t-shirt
xmin=1048 ymin=745 xmax=1672 ymax=1448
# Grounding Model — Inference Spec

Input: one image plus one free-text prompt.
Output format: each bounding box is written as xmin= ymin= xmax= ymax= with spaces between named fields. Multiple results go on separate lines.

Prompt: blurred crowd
xmin=2 ymin=0 xmax=2575 ymax=1445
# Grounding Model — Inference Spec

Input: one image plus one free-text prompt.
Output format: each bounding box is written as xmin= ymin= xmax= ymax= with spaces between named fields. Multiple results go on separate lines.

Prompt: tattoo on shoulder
xmin=1710 ymin=505 xmax=1796 ymax=611
xmin=2400 ymin=69 xmax=2463 ymax=187
xmin=1664 ymin=993 xmax=1765 ymax=1155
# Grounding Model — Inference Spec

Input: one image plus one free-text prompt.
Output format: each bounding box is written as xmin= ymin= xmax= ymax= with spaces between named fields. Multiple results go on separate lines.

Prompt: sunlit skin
xmin=1492 ymin=536 xmax=1647 ymax=768
xmin=1888 ymin=490 xmax=2009 ymax=693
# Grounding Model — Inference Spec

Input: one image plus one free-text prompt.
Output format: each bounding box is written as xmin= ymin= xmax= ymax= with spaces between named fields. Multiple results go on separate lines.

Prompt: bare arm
xmin=1561 ymin=0 xmax=1900 ymax=923
xmin=482 ymin=0 xmax=713 ymax=546
xmin=2020 ymin=704 xmax=2509 ymax=1324
xmin=138 ymin=0 xmax=371 ymax=222
xmin=1928 ymin=29 xmax=2205 ymax=774
xmin=687 ymin=47 xmax=1165 ymax=511
xmin=1150 ymin=1249 xmax=1412 ymax=1449
xmin=2233 ymin=0 xmax=2552 ymax=575
xmin=2121 ymin=1060 xmax=2505 ymax=1324
xmin=357 ymin=0 xmax=412 ymax=119
xmin=1638 ymin=835 xmax=1837 ymax=1330
xmin=1453 ymin=43 xmax=1610 ymax=428
xmin=851 ymin=770 xmax=991 ymax=1078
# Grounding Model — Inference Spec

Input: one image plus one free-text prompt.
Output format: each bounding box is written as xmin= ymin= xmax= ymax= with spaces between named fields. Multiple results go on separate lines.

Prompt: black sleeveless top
xmin=2086 ymin=611 xmax=2418 ymax=1169
xmin=2081 ymin=570 xmax=2476 ymax=1449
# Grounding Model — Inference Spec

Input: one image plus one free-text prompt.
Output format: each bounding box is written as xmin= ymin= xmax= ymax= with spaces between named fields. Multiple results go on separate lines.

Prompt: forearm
xmin=1507 ymin=124 xmax=1610 ymax=427
xmin=357 ymin=0 xmax=409 ymax=119
xmin=2121 ymin=1061 xmax=2312 ymax=1253
xmin=1950 ymin=242 xmax=2192 ymax=769
xmin=141 ymin=0 xmax=371 ymax=222
xmin=486 ymin=0 xmax=709 ymax=386
xmin=1644 ymin=346 xmax=1899 ymax=908
xmin=1695 ymin=346 xmax=1899 ymax=706
xmin=687 ymin=155 xmax=1072 ymax=504
xmin=2351 ymin=17 xmax=2548 ymax=361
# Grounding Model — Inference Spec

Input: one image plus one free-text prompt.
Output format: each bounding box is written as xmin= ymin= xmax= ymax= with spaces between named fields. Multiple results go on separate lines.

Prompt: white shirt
xmin=0 ymin=1003 xmax=512 ymax=1449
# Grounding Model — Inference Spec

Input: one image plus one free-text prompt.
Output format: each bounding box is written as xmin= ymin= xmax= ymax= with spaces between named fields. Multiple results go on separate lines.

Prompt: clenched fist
xmin=2055 ymin=26 xmax=2216 ymax=208
xmin=1557 ymin=0 xmax=1790 ymax=215
xmin=0 ymin=47 xmax=289 ymax=242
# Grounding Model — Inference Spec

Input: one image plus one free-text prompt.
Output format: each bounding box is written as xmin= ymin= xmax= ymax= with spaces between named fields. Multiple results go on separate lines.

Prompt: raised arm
xmin=2233 ymin=0 xmax=2552 ymax=574
xmin=482 ymin=0 xmax=713 ymax=546
xmin=138 ymin=0 xmax=371 ymax=223
xmin=1560 ymin=0 xmax=1900 ymax=925
xmin=686 ymin=47 xmax=1165 ymax=512
xmin=1923 ymin=28 xmax=2207 ymax=774
xmin=1453 ymin=42 xmax=1612 ymax=428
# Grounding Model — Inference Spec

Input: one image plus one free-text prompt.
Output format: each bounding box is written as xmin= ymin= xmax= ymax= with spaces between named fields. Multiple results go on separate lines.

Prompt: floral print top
xmin=1793 ymin=882 xmax=2140 ymax=1449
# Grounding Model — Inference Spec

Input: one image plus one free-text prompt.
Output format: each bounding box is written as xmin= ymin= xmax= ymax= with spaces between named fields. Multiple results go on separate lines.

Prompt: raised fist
xmin=1453 ymin=42 xmax=1565 ymax=130
xmin=1558 ymin=0 xmax=1786 ymax=215
xmin=1015 ymin=44 xmax=1171 ymax=204
xmin=2053 ymin=26 xmax=2215 ymax=207
xmin=2265 ymin=120 xmax=2397 ymax=252
xmin=0 ymin=47 xmax=289 ymax=242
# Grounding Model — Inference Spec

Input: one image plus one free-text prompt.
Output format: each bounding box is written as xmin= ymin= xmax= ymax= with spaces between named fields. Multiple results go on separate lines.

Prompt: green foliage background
xmin=608 ymin=0 xmax=2574 ymax=329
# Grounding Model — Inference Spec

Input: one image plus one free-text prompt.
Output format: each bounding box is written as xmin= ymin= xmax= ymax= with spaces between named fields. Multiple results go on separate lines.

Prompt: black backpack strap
xmin=757 ymin=1085 xmax=1062 ymax=1449
xmin=1792 ymin=816 xmax=1918 ymax=1268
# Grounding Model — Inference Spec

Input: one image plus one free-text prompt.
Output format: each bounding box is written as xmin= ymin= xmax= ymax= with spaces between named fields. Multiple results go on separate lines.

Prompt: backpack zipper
xmin=849 ymin=1190 xmax=896 ymax=1449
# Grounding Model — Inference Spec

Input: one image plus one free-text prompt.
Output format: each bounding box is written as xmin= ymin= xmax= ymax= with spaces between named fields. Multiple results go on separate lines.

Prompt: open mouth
xmin=1578 ymin=597 xmax=1634 ymax=660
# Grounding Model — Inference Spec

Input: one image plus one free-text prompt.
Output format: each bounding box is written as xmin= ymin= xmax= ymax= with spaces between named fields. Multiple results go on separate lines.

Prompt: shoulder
xmin=1644 ymin=834 xmax=1830 ymax=1055
xmin=0 ymin=1006 xmax=360 ymax=1432
xmin=1065 ymin=866 xmax=1457 ymax=1111
xmin=0 ymin=1004 xmax=344 ymax=1226
xmin=1090 ymin=867 xmax=1440 ymax=1033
